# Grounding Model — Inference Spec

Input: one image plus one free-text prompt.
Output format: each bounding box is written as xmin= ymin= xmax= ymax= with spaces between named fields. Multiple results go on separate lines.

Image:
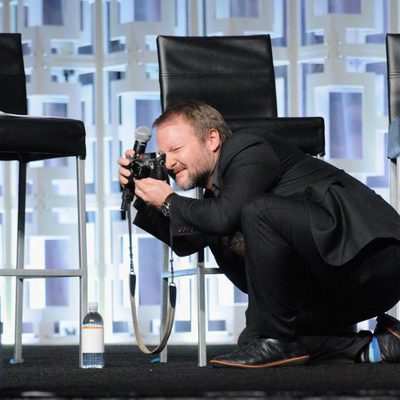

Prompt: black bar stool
xmin=0 ymin=33 xmax=88 ymax=364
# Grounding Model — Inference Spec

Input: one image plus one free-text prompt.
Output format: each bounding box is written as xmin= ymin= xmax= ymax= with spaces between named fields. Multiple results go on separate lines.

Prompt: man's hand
xmin=118 ymin=149 xmax=134 ymax=186
xmin=134 ymin=178 xmax=174 ymax=209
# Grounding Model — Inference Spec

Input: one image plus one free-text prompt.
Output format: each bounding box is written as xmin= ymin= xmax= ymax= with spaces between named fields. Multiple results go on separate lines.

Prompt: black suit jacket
xmin=134 ymin=129 xmax=400 ymax=278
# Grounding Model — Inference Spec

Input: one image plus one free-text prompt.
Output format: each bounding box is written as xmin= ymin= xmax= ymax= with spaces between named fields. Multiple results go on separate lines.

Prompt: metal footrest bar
xmin=162 ymin=268 xmax=220 ymax=280
xmin=0 ymin=269 xmax=84 ymax=278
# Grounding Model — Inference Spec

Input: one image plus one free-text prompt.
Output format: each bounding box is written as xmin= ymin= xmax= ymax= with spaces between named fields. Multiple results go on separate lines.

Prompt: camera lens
xmin=132 ymin=160 xmax=151 ymax=179
xmin=131 ymin=161 xmax=143 ymax=177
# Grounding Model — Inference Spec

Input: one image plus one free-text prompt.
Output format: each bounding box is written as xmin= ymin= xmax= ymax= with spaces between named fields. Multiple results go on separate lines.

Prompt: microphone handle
xmin=121 ymin=186 xmax=134 ymax=212
xmin=133 ymin=141 xmax=147 ymax=155
xmin=121 ymin=140 xmax=148 ymax=211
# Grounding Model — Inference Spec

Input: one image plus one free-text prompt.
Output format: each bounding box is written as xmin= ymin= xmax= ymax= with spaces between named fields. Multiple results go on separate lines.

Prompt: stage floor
xmin=1 ymin=344 xmax=400 ymax=399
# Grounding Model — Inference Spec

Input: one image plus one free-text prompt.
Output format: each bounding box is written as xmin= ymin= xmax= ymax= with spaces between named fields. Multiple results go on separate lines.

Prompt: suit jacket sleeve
xmin=168 ymin=135 xmax=281 ymax=236
xmin=133 ymin=199 xmax=213 ymax=256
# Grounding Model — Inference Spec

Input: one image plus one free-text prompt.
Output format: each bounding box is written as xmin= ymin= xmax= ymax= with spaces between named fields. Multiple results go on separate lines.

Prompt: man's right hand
xmin=118 ymin=149 xmax=135 ymax=186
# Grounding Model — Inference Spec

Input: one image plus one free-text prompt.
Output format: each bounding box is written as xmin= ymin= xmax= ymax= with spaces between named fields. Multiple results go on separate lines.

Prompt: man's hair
xmin=153 ymin=100 xmax=232 ymax=142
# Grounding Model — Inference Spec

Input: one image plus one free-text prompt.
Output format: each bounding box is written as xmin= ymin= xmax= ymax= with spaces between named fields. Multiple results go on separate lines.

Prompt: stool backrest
xmin=157 ymin=35 xmax=277 ymax=127
xmin=156 ymin=35 xmax=325 ymax=157
xmin=0 ymin=33 xmax=27 ymax=115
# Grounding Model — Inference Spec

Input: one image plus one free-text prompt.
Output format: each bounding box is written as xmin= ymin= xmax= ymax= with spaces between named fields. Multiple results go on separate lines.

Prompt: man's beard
xmin=171 ymin=168 xmax=209 ymax=190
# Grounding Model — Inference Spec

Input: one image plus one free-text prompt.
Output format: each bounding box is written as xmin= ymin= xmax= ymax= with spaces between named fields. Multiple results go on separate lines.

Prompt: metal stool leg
xmin=11 ymin=161 xmax=27 ymax=364
xmin=11 ymin=278 xmax=24 ymax=364
xmin=388 ymin=157 xmax=400 ymax=319
xmin=160 ymin=277 xmax=169 ymax=363
xmin=197 ymin=250 xmax=206 ymax=367
xmin=390 ymin=159 xmax=398 ymax=212
xmin=160 ymin=245 xmax=170 ymax=363
xmin=76 ymin=157 xmax=88 ymax=367
xmin=391 ymin=158 xmax=400 ymax=320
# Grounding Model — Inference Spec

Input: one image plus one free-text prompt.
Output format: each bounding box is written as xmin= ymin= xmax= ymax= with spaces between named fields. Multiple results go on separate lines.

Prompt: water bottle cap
xmin=88 ymin=302 xmax=98 ymax=312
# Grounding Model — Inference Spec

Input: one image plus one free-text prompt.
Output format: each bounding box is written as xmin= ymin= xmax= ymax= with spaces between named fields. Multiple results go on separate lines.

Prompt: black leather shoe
xmin=210 ymin=338 xmax=310 ymax=368
xmin=374 ymin=314 xmax=400 ymax=363
xmin=237 ymin=326 xmax=260 ymax=348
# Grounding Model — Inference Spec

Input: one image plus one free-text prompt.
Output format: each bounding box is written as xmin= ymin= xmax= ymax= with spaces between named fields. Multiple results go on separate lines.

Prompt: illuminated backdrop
xmin=0 ymin=0 xmax=395 ymax=345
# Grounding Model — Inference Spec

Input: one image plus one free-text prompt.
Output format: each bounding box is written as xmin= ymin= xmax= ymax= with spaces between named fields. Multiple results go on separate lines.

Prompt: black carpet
xmin=1 ymin=344 xmax=400 ymax=399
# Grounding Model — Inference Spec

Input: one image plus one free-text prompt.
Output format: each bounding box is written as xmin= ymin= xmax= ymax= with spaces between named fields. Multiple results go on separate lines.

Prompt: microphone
xmin=121 ymin=126 xmax=152 ymax=211
xmin=133 ymin=125 xmax=152 ymax=155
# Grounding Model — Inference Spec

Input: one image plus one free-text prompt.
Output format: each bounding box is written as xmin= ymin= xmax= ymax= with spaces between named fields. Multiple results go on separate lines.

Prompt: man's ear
xmin=207 ymin=128 xmax=221 ymax=152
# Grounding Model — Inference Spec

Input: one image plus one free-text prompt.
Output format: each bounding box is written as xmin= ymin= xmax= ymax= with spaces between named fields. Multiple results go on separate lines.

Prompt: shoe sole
xmin=210 ymin=354 xmax=310 ymax=369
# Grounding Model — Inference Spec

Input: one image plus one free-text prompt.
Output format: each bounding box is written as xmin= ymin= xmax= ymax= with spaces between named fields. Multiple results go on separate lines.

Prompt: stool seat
xmin=230 ymin=116 xmax=325 ymax=156
xmin=0 ymin=114 xmax=86 ymax=161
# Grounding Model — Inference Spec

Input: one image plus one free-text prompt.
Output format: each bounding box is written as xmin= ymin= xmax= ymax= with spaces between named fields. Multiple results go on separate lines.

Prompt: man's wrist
xmin=160 ymin=193 xmax=175 ymax=217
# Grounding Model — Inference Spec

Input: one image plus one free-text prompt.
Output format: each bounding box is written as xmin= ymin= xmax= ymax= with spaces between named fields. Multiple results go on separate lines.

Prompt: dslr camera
xmin=127 ymin=152 xmax=169 ymax=182
xmin=120 ymin=152 xmax=169 ymax=211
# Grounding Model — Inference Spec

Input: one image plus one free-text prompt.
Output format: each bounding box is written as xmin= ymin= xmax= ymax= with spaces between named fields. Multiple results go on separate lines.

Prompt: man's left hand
xmin=134 ymin=178 xmax=174 ymax=209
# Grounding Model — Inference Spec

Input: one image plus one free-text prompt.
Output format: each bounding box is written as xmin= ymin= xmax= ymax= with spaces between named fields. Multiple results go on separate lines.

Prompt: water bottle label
xmin=81 ymin=326 xmax=104 ymax=353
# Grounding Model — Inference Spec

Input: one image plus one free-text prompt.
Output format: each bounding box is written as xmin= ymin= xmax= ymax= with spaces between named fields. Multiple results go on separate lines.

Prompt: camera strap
xmin=127 ymin=205 xmax=176 ymax=354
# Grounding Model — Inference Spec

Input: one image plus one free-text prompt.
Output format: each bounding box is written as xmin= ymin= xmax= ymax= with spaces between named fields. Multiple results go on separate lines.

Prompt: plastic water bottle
xmin=81 ymin=302 xmax=104 ymax=368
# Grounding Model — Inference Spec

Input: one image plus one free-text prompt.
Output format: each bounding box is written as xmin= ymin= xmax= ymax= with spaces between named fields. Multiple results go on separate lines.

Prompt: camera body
xmin=127 ymin=152 xmax=169 ymax=182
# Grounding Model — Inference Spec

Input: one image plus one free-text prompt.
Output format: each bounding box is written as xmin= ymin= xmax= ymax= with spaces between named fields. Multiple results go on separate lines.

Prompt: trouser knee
xmin=241 ymin=195 xmax=281 ymax=231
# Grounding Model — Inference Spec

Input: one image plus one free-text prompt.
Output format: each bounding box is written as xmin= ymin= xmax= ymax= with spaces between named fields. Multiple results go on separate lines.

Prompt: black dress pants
xmin=240 ymin=194 xmax=400 ymax=347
